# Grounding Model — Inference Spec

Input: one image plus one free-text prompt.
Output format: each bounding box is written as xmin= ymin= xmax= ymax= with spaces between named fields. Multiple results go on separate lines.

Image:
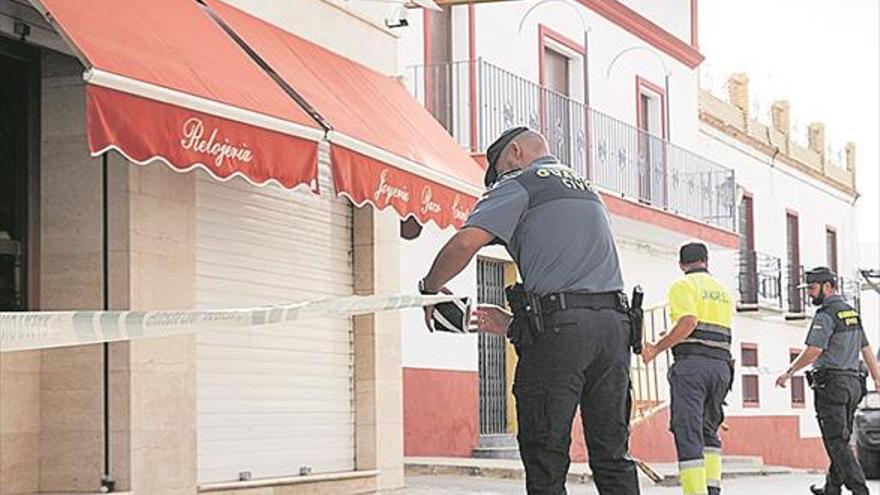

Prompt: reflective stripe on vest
xmin=680 ymin=322 xmax=732 ymax=352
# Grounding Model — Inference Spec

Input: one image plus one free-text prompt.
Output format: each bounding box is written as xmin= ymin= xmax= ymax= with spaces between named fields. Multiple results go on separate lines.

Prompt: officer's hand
xmin=422 ymin=287 xmax=453 ymax=332
xmin=471 ymin=304 xmax=512 ymax=336
xmin=642 ymin=343 xmax=657 ymax=364
xmin=775 ymin=372 xmax=791 ymax=388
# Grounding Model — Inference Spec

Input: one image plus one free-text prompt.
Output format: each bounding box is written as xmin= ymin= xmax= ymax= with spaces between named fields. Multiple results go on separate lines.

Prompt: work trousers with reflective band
xmin=669 ymin=356 xmax=731 ymax=495
xmin=814 ymin=373 xmax=869 ymax=495
xmin=513 ymin=307 xmax=640 ymax=494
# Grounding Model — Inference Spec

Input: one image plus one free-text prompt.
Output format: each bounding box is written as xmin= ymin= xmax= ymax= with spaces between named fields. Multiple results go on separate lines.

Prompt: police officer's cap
xmin=799 ymin=266 xmax=837 ymax=288
xmin=485 ymin=126 xmax=529 ymax=187
xmin=679 ymin=242 xmax=708 ymax=264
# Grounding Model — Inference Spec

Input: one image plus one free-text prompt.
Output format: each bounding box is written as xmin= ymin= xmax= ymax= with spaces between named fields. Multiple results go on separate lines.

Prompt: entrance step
xmin=472 ymin=446 xmax=521 ymax=460
xmin=478 ymin=433 xmax=518 ymax=448
xmin=473 ymin=433 xmax=520 ymax=459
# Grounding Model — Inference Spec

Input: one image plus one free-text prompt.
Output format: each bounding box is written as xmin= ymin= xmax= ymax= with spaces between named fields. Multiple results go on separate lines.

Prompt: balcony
xmin=406 ymin=60 xmax=736 ymax=232
xmin=782 ymin=268 xmax=861 ymax=319
xmin=737 ymin=251 xmax=783 ymax=311
xmin=839 ymin=276 xmax=862 ymax=312
xmin=785 ymin=264 xmax=807 ymax=319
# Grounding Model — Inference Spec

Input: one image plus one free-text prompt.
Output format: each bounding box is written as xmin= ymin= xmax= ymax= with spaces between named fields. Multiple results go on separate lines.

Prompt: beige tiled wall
xmin=36 ymin=50 xmax=105 ymax=494
xmin=2 ymin=28 xmax=401 ymax=495
xmin=353 ymin=207 xmax=404 ymax=491
xmin=125 ymin=165 xmax=198 ymax=495
xmin=0 ymin=351 xmax=41 ymax=495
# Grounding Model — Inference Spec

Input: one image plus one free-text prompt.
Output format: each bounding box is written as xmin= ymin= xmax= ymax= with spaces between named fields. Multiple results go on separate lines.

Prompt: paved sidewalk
xmin=393 ymin=473 xmax=880 ymax=495
xmin=405 ymin=456 xmax=801 ymax=487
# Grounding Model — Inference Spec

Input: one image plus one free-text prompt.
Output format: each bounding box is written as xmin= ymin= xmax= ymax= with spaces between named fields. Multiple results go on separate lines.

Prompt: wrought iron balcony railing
xmin=738 ymin=251 xmax=783 ymax=310
xmin=786 ymin=264 xmax=806 ymax=317
xmin=839 ymin=276 xmax=862 ymax=312
xmin=406 ymin=60 xmax=736 ymax=231
xmin=783 ymin=268 xmax=862 ymax=317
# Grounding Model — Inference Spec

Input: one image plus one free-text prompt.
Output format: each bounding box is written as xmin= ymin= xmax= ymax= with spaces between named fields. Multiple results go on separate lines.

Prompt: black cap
xmin=485 ymin=126 xmax=529 ymax=187
xmin=800 ymin=266 xmax=837 ymax=288
xmin=679 ymin=242 xmax=709 ymax=264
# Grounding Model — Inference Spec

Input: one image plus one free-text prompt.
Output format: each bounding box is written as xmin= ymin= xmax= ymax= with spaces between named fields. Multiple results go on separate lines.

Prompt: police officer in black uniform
xmin=420 ymin=127 xmax=640 ymax=494
xmin=776 ymin=266 xmax=880 ymax=495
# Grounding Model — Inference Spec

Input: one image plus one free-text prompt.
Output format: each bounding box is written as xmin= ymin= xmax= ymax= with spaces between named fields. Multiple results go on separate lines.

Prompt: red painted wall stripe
xmin=404 ymin=367 xmax=479 ymax=457
xmin=600 ymin=192 xmax=740 ymax=248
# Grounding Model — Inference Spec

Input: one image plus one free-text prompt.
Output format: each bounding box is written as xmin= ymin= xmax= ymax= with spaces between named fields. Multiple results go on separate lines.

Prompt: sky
xmin=698 ymin=0 xmax=879 ymax=248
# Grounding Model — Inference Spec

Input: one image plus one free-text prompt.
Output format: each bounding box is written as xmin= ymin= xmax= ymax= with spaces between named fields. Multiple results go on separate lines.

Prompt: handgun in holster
xmin=806 ymin=369 xmax=826 ymax=390
xmin=505 ymin=283 xmax=544 ymax=349
xmin=627 ymin=285 xmax=644 ymax=355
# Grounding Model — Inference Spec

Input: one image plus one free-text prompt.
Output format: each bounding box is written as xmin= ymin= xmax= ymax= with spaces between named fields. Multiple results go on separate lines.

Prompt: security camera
xmin=385 ymin=6 xmax=408 ymax=28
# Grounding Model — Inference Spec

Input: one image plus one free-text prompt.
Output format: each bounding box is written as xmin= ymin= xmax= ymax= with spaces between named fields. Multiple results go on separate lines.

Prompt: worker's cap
xmin=485 ymin=126 xmax=529 ymax=187
xmin=798 ymin=266 xmax=837 ymax=289
xmin=679 ymin=242 xmax=709 ymax=264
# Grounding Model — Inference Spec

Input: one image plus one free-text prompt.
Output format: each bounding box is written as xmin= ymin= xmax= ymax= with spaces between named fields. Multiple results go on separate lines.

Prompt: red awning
xmin=206 ymin=0 xmax=484 ymax=228
xmin=36 ymin=0 xmax=324 ymax=190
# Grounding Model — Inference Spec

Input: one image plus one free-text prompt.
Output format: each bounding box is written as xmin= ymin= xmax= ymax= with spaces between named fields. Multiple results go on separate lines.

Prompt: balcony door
xmin=636 ymin=78 xmax=666 ymax=206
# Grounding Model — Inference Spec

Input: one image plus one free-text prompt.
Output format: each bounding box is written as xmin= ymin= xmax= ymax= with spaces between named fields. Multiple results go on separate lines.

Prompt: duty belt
xmin=539 ymin=291 xmax=627 ymax=314
xmin=673 ymin=322 xmax=732 ymax=360
xmin=810 ymin=368 xmax=864 ymax=378
xmin=806 ymin=368 xmax=867 ymax=390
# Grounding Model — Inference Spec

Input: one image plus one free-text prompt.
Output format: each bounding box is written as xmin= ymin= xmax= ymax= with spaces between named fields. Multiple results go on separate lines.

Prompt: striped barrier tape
xmin=0 ymin=293 xmax=462 ymax=352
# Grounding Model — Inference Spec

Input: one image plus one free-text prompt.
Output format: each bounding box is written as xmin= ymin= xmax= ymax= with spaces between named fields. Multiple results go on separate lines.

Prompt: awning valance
xmin=36 ymin=0 xmax=484 ymax=227
xmin=205 ymin=0 xmax=484 ymax=228
xmin=37 ymin=0 xmax=324 ymax=190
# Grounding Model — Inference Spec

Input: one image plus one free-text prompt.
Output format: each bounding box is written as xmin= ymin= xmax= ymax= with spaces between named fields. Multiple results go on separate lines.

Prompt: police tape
xmin=0 ymin=294 xmax=462 ymax=352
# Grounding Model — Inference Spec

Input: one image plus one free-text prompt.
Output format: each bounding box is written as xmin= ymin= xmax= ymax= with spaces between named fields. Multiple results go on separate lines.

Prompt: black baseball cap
xmin=799 ymin=266 xmax=837 ymax=288
xmin=485 ymin=126 xmax=529 ymax=187
xmin=679 ymin=242 xmax=709 ymax=264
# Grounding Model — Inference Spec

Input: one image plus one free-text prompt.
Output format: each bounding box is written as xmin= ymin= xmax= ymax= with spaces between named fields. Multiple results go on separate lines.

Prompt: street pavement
xmin=394 ymin=473 xmax=880 ymax=494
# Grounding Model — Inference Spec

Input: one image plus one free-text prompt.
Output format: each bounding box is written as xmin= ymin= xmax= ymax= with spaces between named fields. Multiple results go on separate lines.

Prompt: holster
xmin=806 ymin=369 xmax=826 ymax=390
xmin=859 ymin=364 xmax=869 ymax=399
xmin=505 ymin=283 xmax=544 ymax=349
xmin=627 ymin=286 xmax=644 ymax=355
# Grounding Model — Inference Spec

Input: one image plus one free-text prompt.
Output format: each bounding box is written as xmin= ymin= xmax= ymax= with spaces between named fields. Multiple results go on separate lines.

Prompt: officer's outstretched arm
xmin=861 ymin=345 xmax=880 ymax=390
xmin=421 ymin=226 xmax=495 ymax=292
xmin=776 ymin=346 xmax=823 ymax=388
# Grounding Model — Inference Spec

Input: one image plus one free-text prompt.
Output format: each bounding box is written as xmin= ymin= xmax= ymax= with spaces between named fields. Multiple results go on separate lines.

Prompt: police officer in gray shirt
xmin=420 ymin=127 xmax=640 ymax=494
xmin=776 ymin=266 xmax=880 ymax=495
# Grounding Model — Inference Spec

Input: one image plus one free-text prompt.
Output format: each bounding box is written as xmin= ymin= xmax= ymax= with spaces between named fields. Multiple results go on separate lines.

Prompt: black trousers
xmin=513 ymin=307 xmax=640 ymax=495
xmin=814 ymin=373 xmax=868 ymax=495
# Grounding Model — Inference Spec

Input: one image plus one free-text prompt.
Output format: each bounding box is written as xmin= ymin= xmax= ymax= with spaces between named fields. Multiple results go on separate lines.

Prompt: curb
xmin=405 ymin=463 xmax=592 ymax=485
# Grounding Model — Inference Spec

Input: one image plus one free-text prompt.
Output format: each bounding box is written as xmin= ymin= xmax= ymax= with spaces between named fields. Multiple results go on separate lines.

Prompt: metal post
xmin=101 ymin=153 xmax=114 ymax=493
xmin=777 ymin=258 xmax=783 ymax=310
xmin=583 ymin=29 xmax=592 ymax=179
xmin=664 ymin=73 xmax=671 ymax=141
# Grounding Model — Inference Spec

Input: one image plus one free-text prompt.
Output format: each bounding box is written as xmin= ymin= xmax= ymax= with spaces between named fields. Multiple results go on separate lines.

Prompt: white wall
xmin=616 ymin=238 xmax=680 ymax=307
xmin=222 ymin=0 xmax=399 ymax=74
xmin=400 ymin=223 xmax=480 ymax=372
xmin=698 ymin=125 xmax=859 ymax=278
xmin=617 ymin=0 xmax=693 ymax=43
xmin=394 ymin=1 xmax=702 ymax=149
xmin=861 ymin=243 xmax=880 ymax=350
xmin=696 ymin=115 xmax=859 ymax=437
xmin=727 ymin=314 xmax=821 ymax=437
